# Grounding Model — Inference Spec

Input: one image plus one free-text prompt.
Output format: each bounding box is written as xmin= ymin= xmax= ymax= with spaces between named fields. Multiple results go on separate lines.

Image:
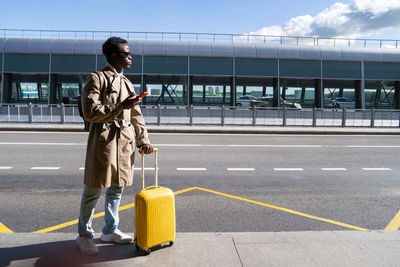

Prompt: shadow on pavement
xmin=0 ymin=238 xmax=147 ymax=267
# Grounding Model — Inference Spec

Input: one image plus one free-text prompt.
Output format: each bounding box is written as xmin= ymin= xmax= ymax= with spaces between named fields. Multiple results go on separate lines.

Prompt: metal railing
xmin=1 ymin=103 xmax=400 ymax=128
xmin=1 ymin=29 xmax=399 ymax=48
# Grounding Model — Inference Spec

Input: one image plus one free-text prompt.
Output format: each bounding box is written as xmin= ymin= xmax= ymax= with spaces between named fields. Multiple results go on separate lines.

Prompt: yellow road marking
xmin=32 ymin=187 xmax=195 ymax=233
xmin=0 ymin=222 xmax=14 ymax=233
xmin=194 ymin=187 xmax=368 ymax=231
xmin=33 ymin=219 xmax=79 ymax=233
xmin=32 ymin=186 xmax=367 ymax=233
xmin=174 ymin=187 xmax=197 ymax=195
xmin=385 ymin=210 xmax=400 ymax=230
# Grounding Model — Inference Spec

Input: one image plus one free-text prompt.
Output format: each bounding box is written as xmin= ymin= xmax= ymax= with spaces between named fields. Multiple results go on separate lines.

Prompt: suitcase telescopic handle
xmin=141 ymin=148 xmax=158 ymax=190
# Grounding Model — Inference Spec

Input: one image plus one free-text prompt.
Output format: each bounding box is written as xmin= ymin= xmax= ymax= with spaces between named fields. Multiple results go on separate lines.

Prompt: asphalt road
xmin=1 ymin=132 xmax=400 ymax=234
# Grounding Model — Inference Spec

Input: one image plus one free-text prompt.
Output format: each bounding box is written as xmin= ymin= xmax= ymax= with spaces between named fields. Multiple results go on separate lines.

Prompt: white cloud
xmin=354 ymin=0 xmax=400 ymax=16
xmin=248 ymin=0 xmax=400 ymax=38
xmin=284 ymin=15 xmax=314 ymax=36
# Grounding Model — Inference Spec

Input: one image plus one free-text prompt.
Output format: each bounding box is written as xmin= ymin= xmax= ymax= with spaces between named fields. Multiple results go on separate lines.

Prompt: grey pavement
xmin=1 ymin=231 xmax=400 ymax=267
xmin=1 ymin=123 xmax=400 ymax=134
xmin=2 ymin=125 xmax=400 ymax=266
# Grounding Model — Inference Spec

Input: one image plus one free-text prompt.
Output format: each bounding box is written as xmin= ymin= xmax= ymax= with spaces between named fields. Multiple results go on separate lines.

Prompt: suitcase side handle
xmin=141 ymin=148 xmax=158 ymax=190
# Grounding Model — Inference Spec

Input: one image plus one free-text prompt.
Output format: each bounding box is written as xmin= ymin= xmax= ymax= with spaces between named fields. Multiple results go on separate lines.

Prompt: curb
xmin=1 ymin=123 xmax=400 ymax=135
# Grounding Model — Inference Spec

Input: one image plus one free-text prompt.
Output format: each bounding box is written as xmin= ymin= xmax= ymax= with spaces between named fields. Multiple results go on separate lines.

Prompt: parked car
xmin=251 ymin=96 xmax=302 ymax=109
xmin=235 ymin=95 xmax=257 ymax=107
xmin=327 ymin=97 xmax=355 ymax=109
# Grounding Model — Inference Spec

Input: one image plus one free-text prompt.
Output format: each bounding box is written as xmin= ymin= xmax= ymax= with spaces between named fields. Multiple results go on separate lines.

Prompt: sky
xmin=0 ymin=0 xmax=399 ymax=40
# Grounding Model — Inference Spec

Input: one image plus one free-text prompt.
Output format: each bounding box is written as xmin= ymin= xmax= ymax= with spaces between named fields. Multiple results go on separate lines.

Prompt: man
xmin=76 ymin=37 xmax=154 ymax=255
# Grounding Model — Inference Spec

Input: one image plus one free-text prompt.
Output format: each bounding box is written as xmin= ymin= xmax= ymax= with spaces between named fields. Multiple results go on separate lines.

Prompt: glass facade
xmin=365 ymin=62 xmax=400 ymax=80
xmin=322 ymin=61 xmax=361 ymax=79
xmin=4 ymin=54 xmax=50 ymax=73
xmin=145 ymin=75 xmax=188 ymax=105
xmin=190 ymin=57 xmax=233 ymax=76
xmin=323 ymin=80 xmax=356 ymax=108
xmin=280 ymin=60 xmax=320 ymax=78
xmin=53 ymin=74 xmax=87 ymax=104
xmin=235 ymin=77 xmax=274 ymax=107
xmin=365 ymin=80 xmax=398 ymax=109
xmin=0 ymin=48 xmax=399 ymax=109
xmin=51 ymin=55 xmax=96 ymax=73
xmin=4 ymin=74 xmax=49 ymax=103
xmin=280 ymin=79 xmax=316 ymax=108
xmin=192 ymin=76 xmax=231 ymax=105
xmin=236 ymin=58 xmax=277 ymax=77
xmin=144 ymin=56 xmax=187 ymax=75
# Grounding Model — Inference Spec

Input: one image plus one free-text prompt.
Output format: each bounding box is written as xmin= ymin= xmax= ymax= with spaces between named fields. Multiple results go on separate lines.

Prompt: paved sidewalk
xmin=1 ymin=123 xmax=400 ymax=134
xmin=1 ymin=231 xmax=399 ymax=267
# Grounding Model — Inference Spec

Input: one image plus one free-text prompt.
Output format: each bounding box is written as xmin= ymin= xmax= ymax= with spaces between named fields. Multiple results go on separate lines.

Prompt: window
xmin=145 ymin=75 xmax=188 ymax=105
xmin=323 ymin=80 xmax=356 ymax=108
xmin=7 ymin=74 xmax=49 ymax=103
xmin=365 ymin=80 xmax=397 ymax=109
xmin=280 ymin=79 xmax=315 ymax=108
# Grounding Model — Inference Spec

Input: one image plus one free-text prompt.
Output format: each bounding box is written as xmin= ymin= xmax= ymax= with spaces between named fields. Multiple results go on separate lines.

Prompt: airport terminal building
xmin=0 ymin=31 xmax=400 ymax=109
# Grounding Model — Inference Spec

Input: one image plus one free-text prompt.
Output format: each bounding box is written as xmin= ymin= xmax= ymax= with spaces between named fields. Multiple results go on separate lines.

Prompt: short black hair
xmin=102 ymin=37 xmax=128 ymax=63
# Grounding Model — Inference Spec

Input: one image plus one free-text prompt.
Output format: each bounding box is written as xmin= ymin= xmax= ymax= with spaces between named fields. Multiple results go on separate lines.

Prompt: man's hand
xmin=139 ymin=144 xmax=154 ymax=154
xmin=122 ymin=95 xmax=142 ymax=109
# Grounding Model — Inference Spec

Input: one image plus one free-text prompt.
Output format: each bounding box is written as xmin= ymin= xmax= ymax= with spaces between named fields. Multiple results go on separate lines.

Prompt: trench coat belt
xmin=112 ymin=119 xmax=131 ymax=139
xmin=113 ymin=119 xmax=131 ymax=129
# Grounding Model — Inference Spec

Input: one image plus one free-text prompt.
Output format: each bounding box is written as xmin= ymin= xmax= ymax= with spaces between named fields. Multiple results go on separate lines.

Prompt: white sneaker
xmin=76 ymin=236 xmax=98 ymax=255
xmin=100 ymin=229 xmax=133 ymax=244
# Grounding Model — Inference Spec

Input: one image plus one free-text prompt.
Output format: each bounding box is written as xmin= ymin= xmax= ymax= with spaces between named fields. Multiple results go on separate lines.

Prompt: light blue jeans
xmin=78 ymin=185 xmax=124 ymax=238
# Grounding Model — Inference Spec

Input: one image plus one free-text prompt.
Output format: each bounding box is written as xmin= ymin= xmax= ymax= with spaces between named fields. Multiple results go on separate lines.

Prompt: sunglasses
xmin=118 ymin=52 xmax=133 ymax=58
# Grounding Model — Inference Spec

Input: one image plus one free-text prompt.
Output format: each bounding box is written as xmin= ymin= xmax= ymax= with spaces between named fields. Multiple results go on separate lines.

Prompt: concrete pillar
xmin=2 ymin=73 xmax=12 ymax=103
xmin=142 ymin=75 xmax=147 ymax=105
xmin=50 ymin=74 xmax=58 ymax=104
xmin=188 ymin=76 xmax=193 ymax=106
xmin=301 ymin=87 xmax=306 ymax=105
xmin=273 ymin=78 xmax=279 ymax=107
xmin=281 ymin=87 xmax=286 ymax=99
xmin=355 ymin=80 xmax=365 ymax=109
xmin=231 ymin=77 xmax=236 ymax=106
xmin=202 ymin=85 xmax=206 ymax=104
xmin=314 ymin=79 xmax=323 ymax=108
xmin=394 ymin=81 xmax=400 ymax=109
xmin=223 ymin=85 xmax=226 ymax=104
xmin=375 ymin=89 xmax=381 ymax=108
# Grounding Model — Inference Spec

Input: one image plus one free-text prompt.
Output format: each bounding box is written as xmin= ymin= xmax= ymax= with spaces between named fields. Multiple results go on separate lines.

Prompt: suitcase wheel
xmin=169 ymin=241 xmax=174 ymax=247
xmin=135 ymin=245 xmax=151 ymax=255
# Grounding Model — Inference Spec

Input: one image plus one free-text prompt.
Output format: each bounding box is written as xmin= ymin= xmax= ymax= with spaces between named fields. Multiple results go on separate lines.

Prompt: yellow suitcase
xmin=135 ymin=148 xmax=176 ymax=255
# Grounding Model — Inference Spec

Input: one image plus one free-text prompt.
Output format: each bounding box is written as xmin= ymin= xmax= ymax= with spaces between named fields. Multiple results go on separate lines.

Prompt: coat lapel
xmin=122 ymin=76 xmax=135 ymax=95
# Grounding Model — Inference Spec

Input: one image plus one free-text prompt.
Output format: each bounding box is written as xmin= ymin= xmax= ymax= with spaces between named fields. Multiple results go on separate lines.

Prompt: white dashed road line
xmin=227 ymin=168 xmax=255 ymax=171
xmin=31 ymin=167 xmax=61 ymax=170
xmin=80 ymin=167 xmax=159 ymax=171
xmin=0 ymin=142 xmax=84 ymax=146
xmin=2 ymin=142 xmax=400 ymax=148
xmin=362 ymin=168 xmax=392 ymax=171
xmin=0 ymin=166 xmax=396 ymax=172
xmin=177 ymin=168 xmax=207 ymax=171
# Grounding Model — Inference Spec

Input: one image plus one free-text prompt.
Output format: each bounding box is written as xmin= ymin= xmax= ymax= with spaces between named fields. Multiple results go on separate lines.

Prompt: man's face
xmin=112 ymin=43 xmax=132 ymax=70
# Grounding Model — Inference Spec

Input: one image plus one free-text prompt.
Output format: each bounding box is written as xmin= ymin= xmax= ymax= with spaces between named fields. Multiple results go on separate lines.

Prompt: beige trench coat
xmin=81 ymin=65 xmax=150 ymax=188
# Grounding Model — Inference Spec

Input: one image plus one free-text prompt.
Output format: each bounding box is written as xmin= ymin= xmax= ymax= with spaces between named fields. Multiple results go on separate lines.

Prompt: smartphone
xmin=127 ymin=92 xmax=148 ymax=101
xmin=137 ymin=91 xmax=149 ymax=99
